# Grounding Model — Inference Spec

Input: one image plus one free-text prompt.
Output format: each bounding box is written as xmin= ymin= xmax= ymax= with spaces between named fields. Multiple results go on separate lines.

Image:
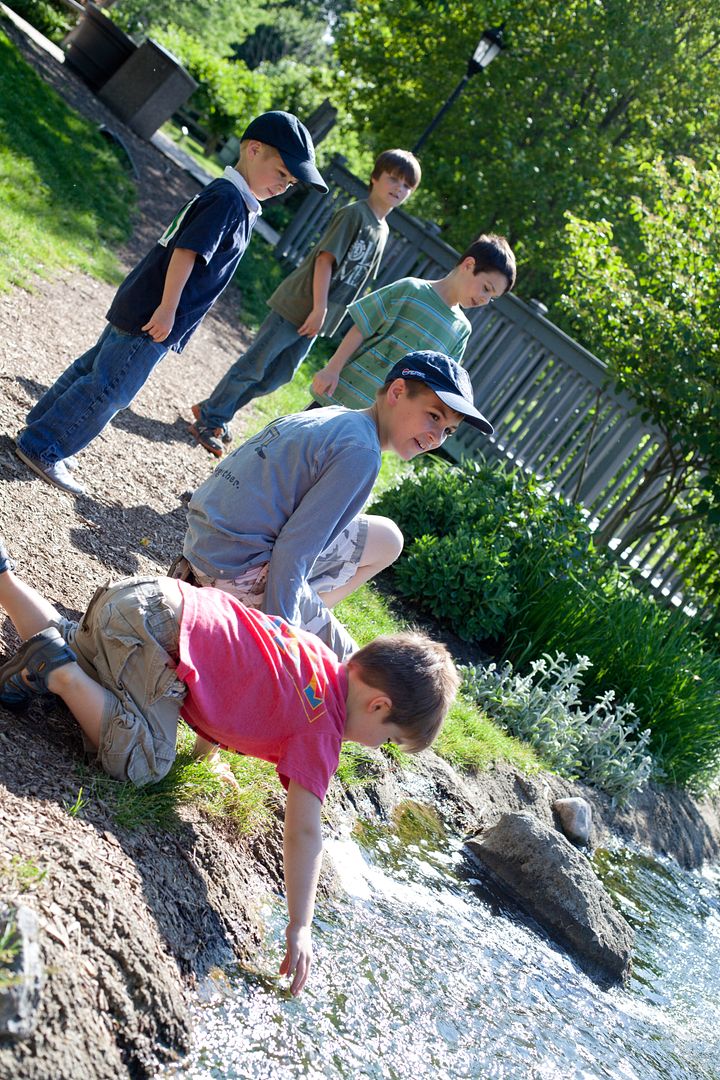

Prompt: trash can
xmin=63 ymin=2 xmax=137 ymax=91
xmin=98 ymin=40 xmax=198 ymax=141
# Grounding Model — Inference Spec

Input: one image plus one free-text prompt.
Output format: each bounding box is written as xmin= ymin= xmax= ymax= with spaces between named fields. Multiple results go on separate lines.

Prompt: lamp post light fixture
xmin=412 ymin=25 xmax=506 ymax=155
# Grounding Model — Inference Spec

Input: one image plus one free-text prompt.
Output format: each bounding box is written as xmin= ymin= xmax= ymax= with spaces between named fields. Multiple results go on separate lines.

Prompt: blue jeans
xmin=18 ymin=324 xmax=168 ymax=464
xmin=199 ymin=311 xmax=315 ymax=430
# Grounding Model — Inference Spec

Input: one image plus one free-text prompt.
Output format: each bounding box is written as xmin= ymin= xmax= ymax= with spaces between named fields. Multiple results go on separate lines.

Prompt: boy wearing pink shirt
xmin=0 ymin=541 xmax=459 ymax=995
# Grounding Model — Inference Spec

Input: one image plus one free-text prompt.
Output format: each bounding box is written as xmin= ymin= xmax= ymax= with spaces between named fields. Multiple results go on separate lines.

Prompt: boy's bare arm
xmin=280 ymin=780 xmax=323 ymax=995
xmin=142 ymin=247 xmax=197 ymax=342
xmin=297 ymin=250 xmax=335 ymax=337
xmin=311 ymin=323 xmax=364 ymax=397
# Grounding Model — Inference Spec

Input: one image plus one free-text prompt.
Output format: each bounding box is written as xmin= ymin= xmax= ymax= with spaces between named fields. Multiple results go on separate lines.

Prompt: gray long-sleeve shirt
xmin=183 ymin=407 xmax=382 ymax=652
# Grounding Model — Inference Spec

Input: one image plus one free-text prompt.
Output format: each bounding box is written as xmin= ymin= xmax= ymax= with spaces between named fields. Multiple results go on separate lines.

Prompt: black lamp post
xmin=412 ymin=25 xmax=505 ymax=155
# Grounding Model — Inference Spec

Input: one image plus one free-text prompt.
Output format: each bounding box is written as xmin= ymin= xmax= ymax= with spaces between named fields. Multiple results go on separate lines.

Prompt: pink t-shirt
xmin=175 ymin=582 xmax=348 ymax=802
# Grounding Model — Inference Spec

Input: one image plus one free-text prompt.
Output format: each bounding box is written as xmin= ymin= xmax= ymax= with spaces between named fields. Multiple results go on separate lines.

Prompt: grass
xmin=0 ymin=855 xmax=48 ymax=893
xmin=0 ymin=28 xmax=135 ymax=292
xmin=159 ymin=118 xmax=225 ymax=180
xmin=72 ymin=723 xmax=281 ymax=833
xmin=336 ymin=583 xmax=546 ymax=778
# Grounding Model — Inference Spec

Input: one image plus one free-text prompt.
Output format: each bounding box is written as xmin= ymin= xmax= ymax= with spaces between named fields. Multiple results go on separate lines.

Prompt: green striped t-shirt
xmin=312 ymin=277 xmax=471 ymax=409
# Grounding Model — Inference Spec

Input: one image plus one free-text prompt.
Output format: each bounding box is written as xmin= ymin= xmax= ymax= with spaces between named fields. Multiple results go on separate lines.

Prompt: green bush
xmin=6 ymin=0 xmax=72 ymax=42
xmin=374 ymin=458 xmax=596 ymax=642
xmin=152 ymin=25 xmax=272 ymax=152
xmin=462 ymin=652 xmax=654 ymax=805
xmin=506 ymin=572 xmax=720 ymax=791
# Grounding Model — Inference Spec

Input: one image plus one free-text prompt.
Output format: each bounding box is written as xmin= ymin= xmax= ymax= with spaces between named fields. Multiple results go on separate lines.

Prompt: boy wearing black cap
xmin=14 ymin=112 xmax=327 ymax=496
xmin=176 ymin=350 xmax=492 ymax=660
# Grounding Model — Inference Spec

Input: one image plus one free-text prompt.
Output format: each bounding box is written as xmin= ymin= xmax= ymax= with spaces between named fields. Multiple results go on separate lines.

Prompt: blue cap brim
xmin=435 ymin=388 xmax=494 ymax=435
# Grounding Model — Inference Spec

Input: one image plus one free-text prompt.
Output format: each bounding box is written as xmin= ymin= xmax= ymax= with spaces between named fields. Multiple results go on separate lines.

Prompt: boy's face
xmin=244 ymin=142 xmax=298 ymax=201
xmin=344 ymin=710 xmax=410 ymax=750
xmin=384 ymin=381 xmax=464 ymax=461
xmin=455 ymin=258 xmax=508 ymax=308
xmin=370 ymin=169 xmax=416 ymax=211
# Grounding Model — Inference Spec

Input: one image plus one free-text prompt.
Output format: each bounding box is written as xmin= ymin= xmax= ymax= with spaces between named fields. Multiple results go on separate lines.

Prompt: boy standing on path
xmin=310 ymin=234 xmax=516 ymax=409
xmin=0 ymin=539 xmax=459 ymax=995
xmin=188 ymin=149 xmax=421 ymax=457
xmin=14 ymin=111 xmax=327 ymax=496
xmin=180 ymin=351 xmax=494 ymax=661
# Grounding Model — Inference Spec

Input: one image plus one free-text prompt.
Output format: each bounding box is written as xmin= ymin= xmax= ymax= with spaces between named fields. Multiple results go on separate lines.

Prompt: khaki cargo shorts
xmin=54 ymin=577 xmax=186 ymax=787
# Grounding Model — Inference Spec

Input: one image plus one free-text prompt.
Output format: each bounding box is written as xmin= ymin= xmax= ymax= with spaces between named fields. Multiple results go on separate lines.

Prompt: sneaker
xmin=0 ymin=627 xmax=76 ymax=695
xmin=188 ymin=420 xmax=224 ymax=458
xmin=0 ymin=671 xmax=49 ymax=713
xmin=190 ymin=404 xmax=231 ymax=446
xmin=15 ymin=445 xmax=86 ymax=495
xmin=0 ymin=537 xmax=14 ymax=575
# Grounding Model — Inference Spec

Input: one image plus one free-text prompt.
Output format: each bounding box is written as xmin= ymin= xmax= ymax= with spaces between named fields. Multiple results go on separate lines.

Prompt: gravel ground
xmin=0 ymin=17 xmax=258 ymax=641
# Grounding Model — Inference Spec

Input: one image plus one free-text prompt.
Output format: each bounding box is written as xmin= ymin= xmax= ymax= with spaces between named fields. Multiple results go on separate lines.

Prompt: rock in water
xmin=0 ymin=904 xmax=43 ymax=1039
xmin=464 ymin=811 xmax=633 ymax=985
xmin=553 ymin=797 xmax=593 ymax=846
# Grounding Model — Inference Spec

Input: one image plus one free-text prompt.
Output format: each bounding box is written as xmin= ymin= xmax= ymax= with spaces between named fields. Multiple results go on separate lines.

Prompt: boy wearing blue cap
xmin=177 ymin=350 xmax=493 ymax=660
xmin=15 ymin=112 xmax=327 ymax=496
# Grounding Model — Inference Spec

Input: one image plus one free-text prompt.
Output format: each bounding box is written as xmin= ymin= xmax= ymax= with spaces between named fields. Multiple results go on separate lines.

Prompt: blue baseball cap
xmin=385 ymin=350 xmax=493 ymax=435
xmin=241 ymin=110 xmax=328 ymax=193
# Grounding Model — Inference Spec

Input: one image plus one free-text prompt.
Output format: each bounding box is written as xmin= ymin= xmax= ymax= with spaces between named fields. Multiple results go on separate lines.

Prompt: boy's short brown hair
xmin=460 ymin=233 xmax=516 ymax=293
xmin=371 ymin=149 xmax=421 ymax=190
xmin=349 ymin=632 xmax=460 ymax=751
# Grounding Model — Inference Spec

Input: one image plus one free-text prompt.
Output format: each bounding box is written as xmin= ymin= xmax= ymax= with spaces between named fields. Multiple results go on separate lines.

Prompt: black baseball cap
xmin=384 ymin=351 xmax=493 ymax=435
xmin=241 ymin=110 xmax=328 ymax=193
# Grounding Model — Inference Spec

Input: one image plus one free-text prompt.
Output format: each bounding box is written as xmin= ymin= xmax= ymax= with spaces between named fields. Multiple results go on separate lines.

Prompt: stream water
xmin=162 ymin=804 xmax=720 ymax=1080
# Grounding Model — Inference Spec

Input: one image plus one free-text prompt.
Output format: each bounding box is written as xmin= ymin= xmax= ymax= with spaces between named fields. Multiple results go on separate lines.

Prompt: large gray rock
xmin=465 ymin=811 xmax=633 ymax=985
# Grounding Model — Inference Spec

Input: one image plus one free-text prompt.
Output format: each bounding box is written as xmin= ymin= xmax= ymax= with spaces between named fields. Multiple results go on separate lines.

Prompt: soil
xmin=1 ymin=17 xmax=720 ymax=1080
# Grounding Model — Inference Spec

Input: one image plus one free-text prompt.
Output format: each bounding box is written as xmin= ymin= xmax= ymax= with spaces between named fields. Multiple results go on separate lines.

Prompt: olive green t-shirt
xmin=268 ymin=200 xmax=388 ymax=336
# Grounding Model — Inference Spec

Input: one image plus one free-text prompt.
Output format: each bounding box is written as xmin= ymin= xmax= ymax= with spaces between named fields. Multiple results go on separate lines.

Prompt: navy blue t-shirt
xmin=107 ymin=176 xmax=253 ymax=352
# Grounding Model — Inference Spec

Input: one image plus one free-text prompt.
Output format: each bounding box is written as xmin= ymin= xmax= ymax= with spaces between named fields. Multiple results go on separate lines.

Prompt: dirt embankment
xmin=1 ymin=18 xmax=720 ymax=1080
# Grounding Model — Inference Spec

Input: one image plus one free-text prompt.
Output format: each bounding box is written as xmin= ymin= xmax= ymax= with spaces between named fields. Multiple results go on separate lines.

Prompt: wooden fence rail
xmin=275 ymin=156 xmax=713 ymax=613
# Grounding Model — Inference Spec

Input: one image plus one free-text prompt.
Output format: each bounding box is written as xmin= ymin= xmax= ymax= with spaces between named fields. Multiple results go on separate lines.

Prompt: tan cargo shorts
xmin=54 ymin=577 xmax=186 ymax=787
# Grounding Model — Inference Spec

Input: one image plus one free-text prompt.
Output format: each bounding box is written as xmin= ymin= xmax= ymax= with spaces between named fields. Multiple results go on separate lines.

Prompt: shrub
xmin=374 ymin=458 xmax=596 ymax=643
xmin=506 ymin=572 xmax=720 ymax=791
xmin=462 ymin=653 xmax=654 ymax=805
xmin=151 ymin=25 xmax=272 ymax=152
xmin=7 ymin=0 xmax=72 ymax=42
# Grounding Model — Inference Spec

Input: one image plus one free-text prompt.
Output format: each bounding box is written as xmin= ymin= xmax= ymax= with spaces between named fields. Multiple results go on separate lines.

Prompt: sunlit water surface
xmin=162 ymin=810 xmax=720 ymax=1080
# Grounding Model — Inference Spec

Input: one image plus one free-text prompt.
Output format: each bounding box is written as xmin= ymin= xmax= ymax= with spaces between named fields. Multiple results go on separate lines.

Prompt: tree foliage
xmin=334 ymin=0 xmax=720 ymax=301
xmin=558 ymin=156 xmax=720 ymax=606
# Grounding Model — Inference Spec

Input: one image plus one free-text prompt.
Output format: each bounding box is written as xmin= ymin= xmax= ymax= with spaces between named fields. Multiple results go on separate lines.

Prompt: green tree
xmin=558 ymin=156 xmax=720 ymax=609
xmin=111 ymin=0 xmax=265 ymax=55
xmin=334 ymin=0 xmax=720 ymax=302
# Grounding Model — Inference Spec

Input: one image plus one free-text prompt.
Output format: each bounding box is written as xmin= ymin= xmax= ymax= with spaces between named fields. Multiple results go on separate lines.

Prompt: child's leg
xmin=198 ymin=313 xmax=310 ymax=430
xmin=0 ymin=561 xmax=65 ymax=641
xmin=24 ymin=326 xmax=110 ymax=426
xmin=17 ymin=327 xmax=167 ymax=464
xmin=70 ymin=578 xmax=186 ymax=784
xmin=313 ymin=515 xmax=404 ymax=608
xmin=43 ymin=661 xmax=108 ymax=750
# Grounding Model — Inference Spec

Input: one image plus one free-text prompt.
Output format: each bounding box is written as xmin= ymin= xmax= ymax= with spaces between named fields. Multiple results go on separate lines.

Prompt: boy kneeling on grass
xmin=0 ymin=540 xmax=459 ymax=995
